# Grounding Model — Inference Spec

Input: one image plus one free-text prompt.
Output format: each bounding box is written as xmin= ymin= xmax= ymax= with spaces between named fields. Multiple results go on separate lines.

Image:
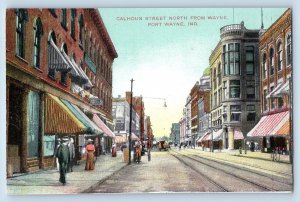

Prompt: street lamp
xmin=128 ymin=78 xmax=134 ymax=165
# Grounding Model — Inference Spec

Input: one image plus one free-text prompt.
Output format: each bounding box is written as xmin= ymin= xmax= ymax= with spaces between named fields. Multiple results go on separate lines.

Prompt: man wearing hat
xmin=56 ymin=136 xmax=70 ymax=185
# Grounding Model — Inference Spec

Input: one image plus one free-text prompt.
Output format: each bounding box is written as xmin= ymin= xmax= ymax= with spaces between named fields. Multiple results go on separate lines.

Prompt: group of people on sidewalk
xmin=55 ymin=137 xmax=96 ymax=185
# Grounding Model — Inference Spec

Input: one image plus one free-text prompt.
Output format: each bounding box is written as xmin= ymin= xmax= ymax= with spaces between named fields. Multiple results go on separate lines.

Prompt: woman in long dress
xmin=85 ymin=139 xmax=95 ymax=170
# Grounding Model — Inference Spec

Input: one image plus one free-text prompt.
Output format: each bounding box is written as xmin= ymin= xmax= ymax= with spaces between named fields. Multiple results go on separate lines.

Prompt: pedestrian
xmin=54 ymin=138 xmax=61 ymax=171
xmin=85 ymin=139 xmax=95 ymax=171
xmin=56 ymin=137 xmax=70 ymax=185
xmin=67 ymin=138 xmax=75 ymax=172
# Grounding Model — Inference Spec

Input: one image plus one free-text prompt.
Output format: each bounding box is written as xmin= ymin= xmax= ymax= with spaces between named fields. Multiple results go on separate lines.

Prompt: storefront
xmin=247 ymin=110 xmax=290 ymax=153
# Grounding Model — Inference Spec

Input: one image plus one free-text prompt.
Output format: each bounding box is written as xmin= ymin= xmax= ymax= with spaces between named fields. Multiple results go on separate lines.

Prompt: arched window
xmin=78 ymin=14 xmax=84 ymax=46
xmin=33 ymin=18 xmax=43 ymax=68
xmin=61 ymin=44 xmax=68 ymax=85
xmin=262 ymin=54 xmax=267 ymax=79
xmin=61 ymin=9 xmax=67 ymax=29
xmin=269 ymin=48 xmax=274 ymax=76
xmin=16 ymin=9 xmax=28 ymax=58
xmin=48 ymin=31 xmax=57 ymax=79
xmin=277 ymin=42 xmax=283 ymax=71
xmin=71 ymin=9 xmax=76 ymax=39
xmin=286 ymin=33 xmax=292 ymax=66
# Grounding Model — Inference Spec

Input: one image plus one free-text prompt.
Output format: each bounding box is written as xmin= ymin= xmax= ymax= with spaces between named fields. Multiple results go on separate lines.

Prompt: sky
xmin=100 ymin=8 xmax=286 ymax=138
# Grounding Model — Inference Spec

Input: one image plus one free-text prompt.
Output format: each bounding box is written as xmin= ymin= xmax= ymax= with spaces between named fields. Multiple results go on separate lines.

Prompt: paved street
xmin=6 ymin=148 xmax=293 ymax=194
xmin=90 ymin=148 xmax=293 ymax=193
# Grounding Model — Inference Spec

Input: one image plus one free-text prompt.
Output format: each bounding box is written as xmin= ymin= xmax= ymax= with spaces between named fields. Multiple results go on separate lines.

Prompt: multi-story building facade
xmin=209 ymin=21 xmax=261 ymax=150
xmin=179 ymin=116 xmax=186 ymax=144
xmin=184 ymin=96 xmax=192 ymax=144
xmin=247 ymin=9 xmax=292 ymax=153
xmin=6 ymin=9 xmax=117 ymax=175
xmin=170 ymin=123 xmax=180 ymax=146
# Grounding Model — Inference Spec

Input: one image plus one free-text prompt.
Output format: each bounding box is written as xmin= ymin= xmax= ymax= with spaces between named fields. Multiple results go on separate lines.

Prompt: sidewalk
xmin=7 ymin=151 xmax=127 ymax=195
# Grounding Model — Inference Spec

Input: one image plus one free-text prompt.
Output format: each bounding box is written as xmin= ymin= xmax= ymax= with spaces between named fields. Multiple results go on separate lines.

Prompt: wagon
xmin=158 ymin=140 xmax=169 ymax=151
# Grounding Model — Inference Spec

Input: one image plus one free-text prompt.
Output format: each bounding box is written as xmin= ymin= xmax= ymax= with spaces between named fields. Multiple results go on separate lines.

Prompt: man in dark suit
xmin=56 ymin=137 xmax=70 ymax=185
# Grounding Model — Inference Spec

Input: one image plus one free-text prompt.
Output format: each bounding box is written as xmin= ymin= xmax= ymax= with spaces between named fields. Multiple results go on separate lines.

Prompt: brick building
xmin=247 ymin=9 xmax=292 ymax=153
xmin=6 ymin=9 xmax=117 ymax=175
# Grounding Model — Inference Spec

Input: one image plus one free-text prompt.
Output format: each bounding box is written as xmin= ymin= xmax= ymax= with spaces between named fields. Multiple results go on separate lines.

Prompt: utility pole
xmin=128 ymin=78 xmax=134 ymax=165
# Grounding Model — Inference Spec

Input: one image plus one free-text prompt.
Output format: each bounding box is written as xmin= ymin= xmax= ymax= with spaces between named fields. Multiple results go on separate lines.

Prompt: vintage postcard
xmin=6 ymin=8 xmax=292 ymax=194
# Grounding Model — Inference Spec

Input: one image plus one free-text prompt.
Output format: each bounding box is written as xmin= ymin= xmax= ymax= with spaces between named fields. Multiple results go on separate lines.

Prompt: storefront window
xmin=28 ymin=91 xmax=40 ymax=158
xmin=43 ymin=135 xmax=55 ymax=156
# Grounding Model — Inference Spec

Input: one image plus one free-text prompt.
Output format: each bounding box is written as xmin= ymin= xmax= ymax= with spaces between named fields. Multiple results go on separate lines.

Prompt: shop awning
xmin=274 ymin=81 xmax=290 ymax=97
xmin=60 ymin=98 xmax=103 ymax=135
xmin=275 ymin=118 xmax=290 ymax=136
xmin=92 ymin=114 xmax=115 ymax=138
xmin=198 ymin=132 xmax=210 ymax=142
xmin=247 ymin=111 xmax=290 ymax=137
xmin=234 ymin=128 xmax=244 ymax=140
xmin=48 ymin=39 xmax=72 ymax=72
xmin=266 ymin=83 xmax=283 ymax=99
xmin=131 ymin=133 xmax=139 ymax=141
xmin=115 ymin=135 xmax=126 ymax=144
xmin=45 ymin=94 xmax=86 ymax=135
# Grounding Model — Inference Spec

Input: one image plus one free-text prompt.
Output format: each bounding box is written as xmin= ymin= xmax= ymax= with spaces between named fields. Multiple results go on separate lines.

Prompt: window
xmin=245 ymin=46 xmax=254 ymax=75
xmin=286 ymin=33 xmax=292 ymax=66
xmin=218 ymin=63 xmax=221 ymax=86
xmin=247 ymin=105 xmax=255 ymax=121
xmin=16 ymin=9 xmax=28 ymax=58
xmin=223 ymin=81 xmax=227 ymax=100
xmin=223 ymin=43 xmax=240 ymax=75
xmin=278 ymin=97 xmax=284 ymax=108
xmin=262 ymin=54 xmax=267 ymax=79
xmin=222 ymin=45 xmax=228 ymax=75
xmin=213 ymin=92 xmax=217 ymax=108
xmin=49 ymin=9 xmax=57 ymax=17
xmin=78 ymin=14 xmax=84 ymax=46
xmin=229 ymin=80 xmax=240 ymax=98
xmin=270 ymin=86 xmax=275 ymax=109
xmin=230 ymin=105 xmax=241 ymax=121
xmin=61 ymin=9 xmax=67 ymax=29
xmin=218 ymin=89 xmax=222 ymax=104
xmin=61 ymin=44 xmax=68 ymax=85
xmin=43 ymin=135 xmax=55 ymax=156
xmin=247 ymin=113 xmax=256 ymax=121
xmin=269 ymin=48 xmax=275 ymax=76
xmin=213 ymin=69 xmax=217 ymax=89
xmin=277 ymin=42 xmax=283 ymax=71
xmin=28 ymin=90 xmax=40 ymax=158
xmin=33 ymin=18 xmax=43 ymax=68
xmin=263 ymin=89 xmax=268 ymax=111
xmin=71 ymin=9 xmax=76 ymax=39
xmin=247 ymin=86 xmax=255 ymax=99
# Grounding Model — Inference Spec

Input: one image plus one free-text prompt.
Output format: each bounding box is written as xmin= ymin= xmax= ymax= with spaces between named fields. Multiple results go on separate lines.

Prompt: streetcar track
xmin=192 ymin=151 xmax=292 ymax=177
xmin=170 ymin=152 xmax=229 ymax=192
xmin=170 ymin=150 xmax=276 ymax=192
xmin=184 ymin=152 xmax=293 ymax=186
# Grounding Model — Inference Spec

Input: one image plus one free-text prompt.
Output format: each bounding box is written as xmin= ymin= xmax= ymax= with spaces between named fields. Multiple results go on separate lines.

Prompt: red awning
xmin=92 ymin=114 xmax=115 ymax=138
xmin=131 ymin=133 xmax=139 ymax=141
xmin=233 ymin=128 xmax=244 ymax=140
xmin=247 ymin=111 xmax=290 ymax=137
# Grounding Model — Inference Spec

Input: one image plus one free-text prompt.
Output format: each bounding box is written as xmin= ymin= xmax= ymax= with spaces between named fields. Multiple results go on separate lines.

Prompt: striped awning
xmin=131 ymin=133 xmax=139 ymax=141
xmin=234 ymin=128 xmax=244 ymax=140
xmin=247 ymin=111 xmax=290 ymax=137
xmin=92 ymin=114 xmax=115 ymax=138
xmin=60 ymin=98 xmax=103 ymax=135
xmin=275 ymin=118 xmax=290 ymax=136
xmin=48 ymin=39 xmax=72 ymax=72
xmin=45 ymin=94 xmax=86 ymax=135
xmin=198 ymin=132 xmax=210 ymax=142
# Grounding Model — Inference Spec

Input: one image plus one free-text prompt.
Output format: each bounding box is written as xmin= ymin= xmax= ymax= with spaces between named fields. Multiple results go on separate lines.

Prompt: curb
xmin=80 ymin=163 xmax=128 ymax=193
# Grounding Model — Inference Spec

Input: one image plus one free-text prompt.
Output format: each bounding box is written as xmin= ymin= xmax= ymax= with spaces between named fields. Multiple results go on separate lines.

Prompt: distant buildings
xmin=169 ymin=123 xmax=180 ymax=145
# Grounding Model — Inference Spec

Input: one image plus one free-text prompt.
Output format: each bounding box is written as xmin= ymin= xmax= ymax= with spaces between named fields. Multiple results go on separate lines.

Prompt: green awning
xmin=60 ymin=98 xmax=103 ymax=135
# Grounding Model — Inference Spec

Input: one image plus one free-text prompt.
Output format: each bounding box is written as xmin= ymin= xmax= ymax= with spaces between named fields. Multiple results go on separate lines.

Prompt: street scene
xmin=6 ymin=8 xmax=292 ymax=194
